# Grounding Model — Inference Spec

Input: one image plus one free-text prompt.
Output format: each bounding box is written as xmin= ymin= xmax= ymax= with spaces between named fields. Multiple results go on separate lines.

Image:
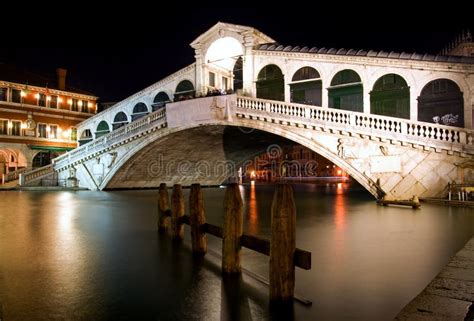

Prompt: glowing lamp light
xmin=87 ymin=102 xmax=92 ymax=108
xmin=20 ymin=91 xmax=26 ymax=97
xmin=67 ymin=99 xmax=72 ymax=105
xmin=58 ymin=97 xmax=63 ymax=103
xmin=7 ymin=122 xmax=12 ymax=129
xmin=78 ymin=101 xmax=83 ymax=107
xmin=337 ymin=169 xmax=342 ymax=176
xmin=34 ymin=93 xmax=40 ymax=99
xmin=46 ymin=125 xmax=51 ymax=132
xmin=46 ymin=96 xmax=52 ymax=101
xmin=21 ymin=123 xmax=27 ymax=129
xmin=62 ymin=129 xmax=70 ymax=139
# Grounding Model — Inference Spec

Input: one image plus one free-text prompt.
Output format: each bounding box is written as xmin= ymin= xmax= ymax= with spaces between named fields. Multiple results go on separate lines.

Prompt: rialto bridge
xmin=20 ymin=22 xmax=474 ymax=200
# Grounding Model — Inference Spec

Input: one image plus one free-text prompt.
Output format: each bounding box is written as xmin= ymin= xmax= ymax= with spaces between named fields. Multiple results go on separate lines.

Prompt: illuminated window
xmin=0 ymin=87 xmax=7 ymax=101
xmin=38 ymin=93 xmax=46 ymax=107
xmin=49 ymin=125 xmax=58 ymax=139
xmin=50 ymin=95 xmax=58 ymax=108
xmin=0 ymin=120 xmax=7 ymax=135
xmin=11 ymin=89 xmax=21 ymax=103
xmin=11 ymin=121 xmax=21 ymax=136
xmin=71 ymin=99 xmax=79 ymax=111
xmin=38 ymin=123 xmax=47 ymax=138
xmin=81 ymin=100 xmax=88 ymax=113
xmin=70 ymin=127 xmax=77 ymax=141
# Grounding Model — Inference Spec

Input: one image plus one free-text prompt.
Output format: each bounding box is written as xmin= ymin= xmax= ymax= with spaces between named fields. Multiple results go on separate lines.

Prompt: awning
xmin=28 ymin=145 xmax=75 ymax=152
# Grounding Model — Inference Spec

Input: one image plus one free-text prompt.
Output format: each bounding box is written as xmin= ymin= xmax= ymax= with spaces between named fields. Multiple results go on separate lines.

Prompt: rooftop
xmin=0 ymin=64 xmax=97 ymax=96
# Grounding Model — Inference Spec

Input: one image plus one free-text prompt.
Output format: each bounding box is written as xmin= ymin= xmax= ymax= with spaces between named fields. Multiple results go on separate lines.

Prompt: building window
xmin=11 ymin=89 xmax=21 ymax=103
xmin=70 ymin=127 xmax=77 ymax=141
xmin=11 ymin=121 xmax=21 ymax=136
xmin=49 ymin=95 xmax=58 ymax=108
xmin=209 ymin=72 xmax=216 ymax=87
xmin=222 ymin=77 xmax=228 ymax=91
xmin=0 ymin=120 xmax=7 ymax=135
xmin=71 ymin=99 xmax=78 ymax=111
xmin=0 ymin=87 xmax=8 ymax=101
xmin=38 ymin=123 xmax=47 ymax=138
xmin=49 ymin=125 xmax=58 ymax=139
xmin=38 ymin=93 xmax=46 ymax=107
xmin=81 ymin=100 xmax=88 ymax=113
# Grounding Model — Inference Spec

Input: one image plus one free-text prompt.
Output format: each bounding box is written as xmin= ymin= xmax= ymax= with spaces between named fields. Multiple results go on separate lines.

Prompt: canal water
xmin=0 ymin=183 xmax=473 ymax=321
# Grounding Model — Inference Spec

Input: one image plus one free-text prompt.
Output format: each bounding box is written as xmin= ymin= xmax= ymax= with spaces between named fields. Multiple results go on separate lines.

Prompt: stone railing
xmin=19 ymin=164 xmax=54 ymax=186
xmin=53 ymin=107 xmax=167 ymax=169
xmin=1 ymin=167 xmax=28 ymax=184
xmin=236 ymin=96 xmax=474 ymax=154
xmin=77 ymin=63 xmax=196 ymax=131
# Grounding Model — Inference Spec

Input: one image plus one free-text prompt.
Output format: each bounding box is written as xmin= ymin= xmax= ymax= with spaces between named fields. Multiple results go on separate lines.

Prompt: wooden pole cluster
xmin=156 ymin=182 xmax=303 ymax=303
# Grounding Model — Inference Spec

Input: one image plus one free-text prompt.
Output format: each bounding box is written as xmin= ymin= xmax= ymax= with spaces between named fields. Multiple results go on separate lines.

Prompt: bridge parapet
xmin=236 ymin=96 xmax=474 ymax=155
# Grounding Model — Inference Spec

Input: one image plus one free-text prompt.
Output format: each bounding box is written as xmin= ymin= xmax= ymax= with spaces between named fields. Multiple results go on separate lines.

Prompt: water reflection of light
xmin=53 ymin=192 xmax=87 ymax=300
xmin=248 ymin=182 xmax=259 ymax=235
xmin=334 ymin=192 xmax=346 ymax=231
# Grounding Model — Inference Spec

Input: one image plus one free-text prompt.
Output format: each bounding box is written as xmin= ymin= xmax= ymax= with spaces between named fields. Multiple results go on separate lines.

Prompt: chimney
xmin=56 ymin=68 xmax=67 ymax=91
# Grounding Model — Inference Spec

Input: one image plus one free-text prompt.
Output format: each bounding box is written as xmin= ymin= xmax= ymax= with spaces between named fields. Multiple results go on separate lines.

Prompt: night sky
xmin=1 ymin=8 xmax=472 ymax=104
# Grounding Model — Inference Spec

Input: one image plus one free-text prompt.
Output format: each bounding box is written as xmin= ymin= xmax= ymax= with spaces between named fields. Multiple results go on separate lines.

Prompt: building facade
xmin=0 ymin=65 xmax=97 ymax=182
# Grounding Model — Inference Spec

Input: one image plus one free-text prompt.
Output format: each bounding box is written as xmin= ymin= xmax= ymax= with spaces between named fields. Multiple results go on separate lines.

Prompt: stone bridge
xmin=18 ymin=22 xmax=474 ymax=199
xmin=21 ymin=94 xmax=474 ymax=200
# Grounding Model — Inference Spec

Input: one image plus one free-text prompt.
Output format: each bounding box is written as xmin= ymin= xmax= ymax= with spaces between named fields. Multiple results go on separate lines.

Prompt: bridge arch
xmin=256 ymin=64 xmax=285 ymax=101
xmin=417 ymin=78 xmax=464 ymax=127
xmin=328 ymin=69 xmax=364 ymax=112
xmin=204 ymin=36 xmax=244 ymax=72
xmin=113 ymin=112 xmax=129 ymax=130
xmin=95 ymin=120 xmax=110 ymax=138
xmin=79 ymin=129 xmax=93 ymax=145
xmin=100 ymin=122 xmax=381 ymax=197
xmin=152 ymin=92 xmax=171 ymax=111
xmin=131 ymin=102 xmax=149 ymax=121
xmin=174 ymin=80 xmax=195 ymax=101
xmin=289 ymin=66 xmax=322 ymax=106
xmin=370 ymin=73 xmax=410 ymax=119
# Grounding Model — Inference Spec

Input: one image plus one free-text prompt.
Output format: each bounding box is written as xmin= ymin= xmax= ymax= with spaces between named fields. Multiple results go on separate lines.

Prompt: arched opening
xmin=0 ymin=152 xmax=7 ymax=176
xmin=418 ymin=79 xmax=464 ymax=127
xmin=79 ymin=129 xmax=93 ymax=145
xmin=205 ymin=37 xmax=243 ymax=94
xmin=328 ymin=70 xmax=363 ymax=112
xmin=95 ymin=121 xmax=110 ymax=138
xmin=132 ymin=102 xmax=149 ymax=121
xmin=113 ymin=112 xmax=129 ymax=130
xmin=370 ymin=74 xmax=410 ymax=119
xmin=205 ymin=37 xmax=243 ymax=71
xmin=32 ymin=151 xmax=59 ymax=168
xmin=174 ymin=80 xmax=195 ymax=101
xmin=233 ymin=57 xmax=243 ymax=92
xmin=290 ymin=67 xmax=322 ymax=106
xmin=256 ymin=64 xmax=284 ymax=101
xmin=152 ymin=92 xmax=170 ymax=111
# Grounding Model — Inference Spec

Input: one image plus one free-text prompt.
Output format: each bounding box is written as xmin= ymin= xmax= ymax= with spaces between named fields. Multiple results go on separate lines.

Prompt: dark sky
xmin=1 ymin=8 xmax=472 ymax=103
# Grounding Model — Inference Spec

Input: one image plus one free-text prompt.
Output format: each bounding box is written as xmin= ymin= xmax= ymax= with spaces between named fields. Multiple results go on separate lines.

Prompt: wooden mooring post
xmin=158 ymin=183 xmax=170 ymax=233
xmin=270 ymin=183 xmax=296 ymax=302
xmin=189 ymin=183 xmax=207 ymax=254
xmin=222 ymin=183 xmax=243 ymax=274
xmin=171 ymin=184 xmax=185 ymax=240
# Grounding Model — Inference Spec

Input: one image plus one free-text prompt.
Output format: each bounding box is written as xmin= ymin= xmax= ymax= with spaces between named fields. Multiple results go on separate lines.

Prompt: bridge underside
xmin=105 ymin=126 xmax=293 ymax=189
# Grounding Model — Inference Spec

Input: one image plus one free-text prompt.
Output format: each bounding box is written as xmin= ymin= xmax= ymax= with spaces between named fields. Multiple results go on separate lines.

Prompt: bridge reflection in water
xmin=0 ymin=184 xmax=473 ymax=321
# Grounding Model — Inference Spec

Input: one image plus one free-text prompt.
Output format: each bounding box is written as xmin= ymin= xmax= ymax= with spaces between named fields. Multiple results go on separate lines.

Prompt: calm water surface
xmin=0 ymin=183 xmax=473 ymax=321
